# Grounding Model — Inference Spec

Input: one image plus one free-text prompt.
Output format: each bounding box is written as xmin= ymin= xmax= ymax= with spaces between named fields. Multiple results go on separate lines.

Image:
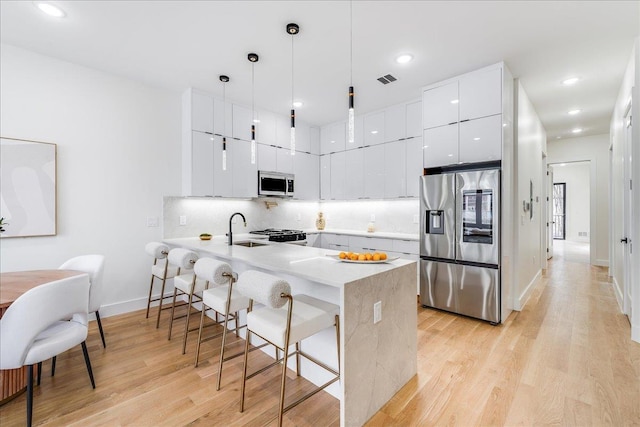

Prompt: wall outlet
xmin=296 ymin=213 xmax=301 ymax=221
xmin=373 ymin=301 xmax=382 ymax=324
xmin=413 ymin=214 xmax=419 ymax=224
xmin=370 ymin=213 xmax=376 ymax=222
xmin=179 ymin=215 xmax=187 ymax=226
xmin=146 ymin=216 xmax=159 ymax=227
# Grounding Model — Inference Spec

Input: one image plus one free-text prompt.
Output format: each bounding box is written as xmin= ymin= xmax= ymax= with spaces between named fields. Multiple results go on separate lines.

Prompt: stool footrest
xmin=283 ymin=375 xmax=340 ymax=413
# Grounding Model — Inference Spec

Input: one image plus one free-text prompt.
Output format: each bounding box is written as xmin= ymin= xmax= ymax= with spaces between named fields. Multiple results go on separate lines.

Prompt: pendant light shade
xmin=248 ymin=53 xmax=259 ymax=165
xmin=220 ymin=75 xmax=230 ymax=171
xmin=287 ymin=23 xmax=299 ymax=155
xmin=348 ymin=1 xmax=355 ymax=144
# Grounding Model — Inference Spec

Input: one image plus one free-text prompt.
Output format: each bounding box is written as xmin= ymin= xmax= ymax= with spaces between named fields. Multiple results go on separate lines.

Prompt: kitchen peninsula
xmin=164 ymin=236 xmax=417 ymax=427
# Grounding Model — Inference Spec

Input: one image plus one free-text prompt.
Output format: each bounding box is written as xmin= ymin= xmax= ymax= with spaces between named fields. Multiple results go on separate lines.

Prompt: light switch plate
xmin=370 ymin=213 xmax=376 ymax=222
xmin=146 ymin=216 xmax=159 ymax=227
xmin=373 ymin=301 xmax=382 ymax=324
xmin=179 ymin=215 xmax=187 ymax=226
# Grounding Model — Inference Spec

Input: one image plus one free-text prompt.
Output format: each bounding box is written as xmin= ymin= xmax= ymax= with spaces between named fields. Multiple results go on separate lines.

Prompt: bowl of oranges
xmin=328 ymin=251 xmax=397 ymax=264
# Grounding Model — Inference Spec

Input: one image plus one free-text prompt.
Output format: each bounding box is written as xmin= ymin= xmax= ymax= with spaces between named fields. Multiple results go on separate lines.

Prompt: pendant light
xmin=220 ymin=75 xmax=229 ymax=171
xmin=287 ymin=23 xmax=299 ymax=155
xmin=248 ymin=53 xmax=259 ymax=164
xmin=348 ymin=0 xmax=355 ymax=144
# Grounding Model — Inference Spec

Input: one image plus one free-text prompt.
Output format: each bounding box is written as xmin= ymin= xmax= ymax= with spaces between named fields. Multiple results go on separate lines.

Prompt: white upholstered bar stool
xmin=145 ymin=242 xmax=179 ymax=328
xmin=193 ymin=259 xmax=252 ymax=390
xmin=166 ymin=249 xmax=205 ymax=354
xmin=237 ymin=270 xmax=340 ymax=427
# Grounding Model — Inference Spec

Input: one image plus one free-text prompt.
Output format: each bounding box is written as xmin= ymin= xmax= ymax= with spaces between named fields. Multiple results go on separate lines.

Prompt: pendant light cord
xmin=222 ymin=81 xmax=226 ymax=136
xmin=252 ymin=63 xmax=255 ymax=120
xmin=350 ymin=0 xmax=353 ymax=86
xmin=291 ymin=35 xmax=294 ymax=107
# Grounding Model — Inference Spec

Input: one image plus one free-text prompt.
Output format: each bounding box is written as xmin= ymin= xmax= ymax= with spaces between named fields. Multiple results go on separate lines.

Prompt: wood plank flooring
xmin=1 ymin=258 xmax=638 ymax=426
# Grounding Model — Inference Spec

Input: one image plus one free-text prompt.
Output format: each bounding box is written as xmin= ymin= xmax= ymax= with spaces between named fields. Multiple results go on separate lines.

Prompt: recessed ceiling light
xmin=450 ymin=99 xmax=459 ymax=104
xmin=33 ymin=1 xmax=66 ymax=17
xmin=572 ymin=128 xmax=583 ymax=133
xmin=292 ymin=101 xmax=303 ymax=108
xmin=568 ymin=109 xmax=582 ymax=115
xmin=562 ymin=77 xmax=580 ymax=86
xmin=395 ymin=54 xmax=414 ymax=64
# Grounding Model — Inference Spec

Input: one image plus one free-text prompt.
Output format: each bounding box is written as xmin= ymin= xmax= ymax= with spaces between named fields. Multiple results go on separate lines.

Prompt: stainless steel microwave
xmin=258 ymin=171 xmax=294 ymax=197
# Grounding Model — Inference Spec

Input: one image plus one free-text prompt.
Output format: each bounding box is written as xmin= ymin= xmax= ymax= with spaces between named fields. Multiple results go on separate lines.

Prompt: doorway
xmin=550 ymin=162 xmax=591 ymax=264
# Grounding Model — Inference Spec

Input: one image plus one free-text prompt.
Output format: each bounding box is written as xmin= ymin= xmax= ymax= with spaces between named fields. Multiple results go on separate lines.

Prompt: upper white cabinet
xmin=330 ymin=151 xmax=346 ymax=200
xmin=320 ymin=155 xmax=331 ymax=200
xmin=384 ymin=104 xmax=405 ymax=143
xmin=423 ymin=124 xmax=458 ymax=168
xmin=190 ymin=131 xmax=215 ymax=196
xmin=232 ymin=104 xmax=253 ymax=141
xmin=458 ymin=115 xmax=502 ymax=163
xmin=191 ymin=91 xmax=214 ymax=133
xmin=276 ymin=147 xmax=294 ymax=174
xmin=212 ymin=137 xmax=233 ymax=197
xmin=406 ymin=101 xmax=422 ymax=138
xmin=363 ymin=145 xmax=385 ymax=198
xmin=232 ymin=139 xmax=258 ymax=197
xmin=275 ymin=114 xmax=291 ymax=149
xmin=321 ymin=121 xmax=346 ymax=154
xmin=406 ymin=137 xmax=423 ymax=197
xmin=345 ymin=148 xmax=364 ymax=199
xmin=422 ymin=82 xmax=459 ymax=130
xmin=459 ymin=67 xmax=502 ymax=121
xmin=257 ymin=110 xmax=277 ymax=146
xmin=257 ymin=143 xmax=277 ymax=171
xmin=293 ymin=152 xmax=319 ymax=200
xmin=352 ymin=114 xmax=365 ymax=148
xmin=309 ymin=126 xmax=321 ymax=155
xmin=364 ymin=112 xmax=385 ymax=146
xmin=213 ymin=98 xmax=233 ymax=137
xmin=384 ymin=140 xmax=406 ymax=198
xmin=295 ymin=121 xmax=311 ymax=153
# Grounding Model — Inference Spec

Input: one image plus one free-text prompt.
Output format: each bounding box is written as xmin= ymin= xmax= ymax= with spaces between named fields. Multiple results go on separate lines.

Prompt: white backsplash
xmin=163 ymin=197 xmax=420 ymax=238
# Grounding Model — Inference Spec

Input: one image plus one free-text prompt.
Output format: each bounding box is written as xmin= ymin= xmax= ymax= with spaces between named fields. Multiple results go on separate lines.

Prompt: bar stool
xmin=166 ymin=249 xmax=204 ymax=354
xmin=237 ymin=270 xmax=340 ymax=427
xmin=145 ymin=242 xmax=179 ymax=328
xmin=193 ymin=259 xmax=250 ymax=390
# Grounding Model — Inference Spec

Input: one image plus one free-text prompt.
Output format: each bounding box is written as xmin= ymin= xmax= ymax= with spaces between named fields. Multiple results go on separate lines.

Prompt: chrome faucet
xmin=228 ymin=212 xmax=247 ymax=246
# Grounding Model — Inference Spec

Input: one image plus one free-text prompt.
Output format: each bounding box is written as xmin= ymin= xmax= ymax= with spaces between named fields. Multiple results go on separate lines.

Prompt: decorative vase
xmin=315 ymin=212 xmax=326 ymax=230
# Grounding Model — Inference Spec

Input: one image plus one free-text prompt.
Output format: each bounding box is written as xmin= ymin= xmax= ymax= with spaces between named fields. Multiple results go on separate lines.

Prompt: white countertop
xmin=303 ymin=229 xmax=419 ymax=241
xmin=164 ymin=237 xmax=414 ymax=288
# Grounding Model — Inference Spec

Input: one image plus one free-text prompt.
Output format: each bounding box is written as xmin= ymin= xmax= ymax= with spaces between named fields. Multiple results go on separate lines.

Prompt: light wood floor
xmin=1 ymin=258 xmax=639 ymax=426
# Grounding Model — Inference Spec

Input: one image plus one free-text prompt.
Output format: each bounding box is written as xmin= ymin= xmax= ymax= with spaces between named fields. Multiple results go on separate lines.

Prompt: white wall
xmin=609 ymin=39 xmax=640 ymax=343
xmin=547 ymin=134 xmax=610 ymax=265
xmin=0 ymin=44 xmax=181 ymax=316
xmin=551 ymin=162 xmax=590 ymax=243
xmin=513 ymin=80 xmax=546 ymax=311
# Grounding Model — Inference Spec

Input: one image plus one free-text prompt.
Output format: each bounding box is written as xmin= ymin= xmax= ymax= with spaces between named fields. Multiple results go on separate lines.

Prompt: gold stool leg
xmin=239 ymin=330 xmax=252 ymax=412
xmin=182 ymin=292 xmax=195 ymax=354
xmin=335 ymin=315 xmax=340 ymax=374
xmin=155 ymin=276 xmax=168 ymax=329
xmin=167 ymin=288 xmax=179 ymax=340
xmin=295 ymin=342 xmax=301 ymax=376
xmin=216 ymin=309 xmax=230 ymax=390
xmin=194 ymin=303 xmax=208 ymax=367
xmin=146 ymin=275 xmax=155 ymax=318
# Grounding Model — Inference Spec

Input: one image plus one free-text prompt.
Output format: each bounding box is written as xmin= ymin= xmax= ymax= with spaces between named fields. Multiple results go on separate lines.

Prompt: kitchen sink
xmin=234 ymin=241 xmax=268 ymax=248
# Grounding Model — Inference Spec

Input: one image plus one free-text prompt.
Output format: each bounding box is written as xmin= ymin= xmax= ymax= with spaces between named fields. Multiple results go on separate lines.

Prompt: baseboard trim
xmin=97 ymin=292 xmax=175 ymax=319
xmin=632 ymin=322 xmax=640 ymax=344
xmin=612 ymin=277 xmax=624 ymax=312
xmin=515 ymin=270 xmax=542 ymax=311
xmin=594 ymin=258 xmax=609 ymax=267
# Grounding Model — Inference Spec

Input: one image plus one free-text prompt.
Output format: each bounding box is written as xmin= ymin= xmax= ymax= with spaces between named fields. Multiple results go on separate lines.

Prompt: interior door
xmin=547 ymin=167 xmax=554 ymax=259
xmin=623 ymin=105 xmax=633 ymax=319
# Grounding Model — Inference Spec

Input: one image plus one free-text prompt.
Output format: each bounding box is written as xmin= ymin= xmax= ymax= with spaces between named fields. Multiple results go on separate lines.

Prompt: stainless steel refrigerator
xmin=419 ymin=164 xmax=501 ymax=324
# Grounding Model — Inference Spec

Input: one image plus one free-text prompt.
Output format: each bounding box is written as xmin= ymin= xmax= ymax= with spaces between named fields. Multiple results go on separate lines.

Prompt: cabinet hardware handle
xmin=460 ymin=119 xmax=470 ymax=122
xmin=621 ymin=238 xmax=629 ymax=244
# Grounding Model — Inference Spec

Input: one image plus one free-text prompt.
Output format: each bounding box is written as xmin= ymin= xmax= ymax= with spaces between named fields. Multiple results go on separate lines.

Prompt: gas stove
xmin=250 ymin=228 xmax=307 ymax=243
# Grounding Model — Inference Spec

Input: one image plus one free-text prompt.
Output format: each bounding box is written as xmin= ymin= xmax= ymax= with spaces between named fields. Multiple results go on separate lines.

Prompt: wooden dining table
xmin=0 ymin=269 xmax=89 ymax=405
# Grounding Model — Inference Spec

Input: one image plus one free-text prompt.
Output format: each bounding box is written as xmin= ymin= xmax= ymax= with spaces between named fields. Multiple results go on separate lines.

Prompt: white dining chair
xmin=0 ymin=274 xmax=96 ymax=427
xmin=59 ymin=254 xmax=106 ymax=347
xmin=237 ymin=270 xmax=340 ymax=427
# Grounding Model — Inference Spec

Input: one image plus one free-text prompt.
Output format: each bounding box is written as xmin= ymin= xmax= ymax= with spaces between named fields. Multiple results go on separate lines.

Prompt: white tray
xmin=325 ymin=254 xmax=399 ymax=264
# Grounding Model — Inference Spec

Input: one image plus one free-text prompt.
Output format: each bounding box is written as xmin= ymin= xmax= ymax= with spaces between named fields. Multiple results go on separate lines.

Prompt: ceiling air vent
xmin=377 ymin=74 xmax=397 ymax=85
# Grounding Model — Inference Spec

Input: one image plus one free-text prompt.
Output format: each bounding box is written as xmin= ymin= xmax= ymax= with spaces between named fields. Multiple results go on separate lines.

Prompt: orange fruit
xmin=339 ymin=252 xmax=347 ymax=259
xmin=358 ymin=254 xmax=366 ymax=261
xmin=349 ymin=253 xmax=359 ymax=261
xmin=379 ymin=252 xmax=387 ymax=260
xmin=365 ymin=253 xmax=373 ymax=260
xmin=372 ymin=253 xmax=381 ymax=261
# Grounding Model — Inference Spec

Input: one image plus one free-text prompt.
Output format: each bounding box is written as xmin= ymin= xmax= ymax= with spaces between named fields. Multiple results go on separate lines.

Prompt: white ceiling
xmin=1 ymin=1 xmax=638 ymax=140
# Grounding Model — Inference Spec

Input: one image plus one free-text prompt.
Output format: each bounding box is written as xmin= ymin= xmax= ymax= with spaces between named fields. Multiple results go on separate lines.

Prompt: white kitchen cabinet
xmin=345 ymin=148 xmax=364 ymax=199
xmin=212 ymin=137 xmax=233 ymax=197
xmin=364 ymin=112 xmax=385 ymax=146
xmin=351 ymin=114 xmax=364 ymax=148
xmin=293 ymin=152 xmax=319 ymax=200
xmin=232 ymin=104 xmax=253 ymax=141
xmin=406 ymin=100 xmax=422 ymax=138
xmin=190 ymin=131 xmax=215 ymax=196
xmin=320 ymin=155 xmax=331 ymax=200
xmin=295 ymin=121 xmax=311 ymax=153
xmin=232 ymin=139 xmax=257 ymax=197
xmin=306 ymin=233 xmax=320 ymax=247
xmin=256 ymin=110 xmax=277 ymax=146
xmin=257 ymin=143 xmax=277 ymax=171
xmin=405 ymin=137 xmax=423 ymax=197
xmin=191 ymin=91 xmax=214 ymax=134
xmin=276 ymin=147 xmax=294 ymax=174
xmin=384 ymin=140 xmax=406 ymax=198
xmin=330 ymin=151 xmax=346 ymax=200
xmin=213 ymin=98 xmax=233 ymax=137
xmin=392 ymin=239 xmax=419 ymax=255
xmin=309 ymin=126 xmax=320 ymax=155
xmin=384 ymin=104 xmax=405 ymax=142
xmin=321 ymin=121 xmax=346 ymax=154
xmin=422 ymin=81 xmax=458 ymax=130
xmin=423 ymin=124 xmax=458 ymax=168
xmin=459 ymin=114 xmax=502 ymax=163
xmin=459 ymin=66 xmax=502 ymax=121
xmin=363 ymin=144 xmax=385 ymax=199
xmin=275 ymin=114 xmax=291 ymax=149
